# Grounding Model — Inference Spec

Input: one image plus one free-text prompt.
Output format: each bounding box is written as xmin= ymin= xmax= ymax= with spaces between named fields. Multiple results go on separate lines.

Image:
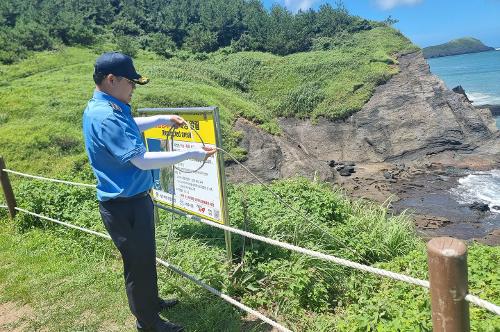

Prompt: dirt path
xmin=0 ymin=301 xmax=33 ymax=332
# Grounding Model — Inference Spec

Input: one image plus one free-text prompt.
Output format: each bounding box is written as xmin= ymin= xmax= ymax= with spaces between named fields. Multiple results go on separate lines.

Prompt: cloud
xmin=284 ymin=0 xmax=317 ymax=12
xmin=375 ymin=0 xmax=423 ymax=10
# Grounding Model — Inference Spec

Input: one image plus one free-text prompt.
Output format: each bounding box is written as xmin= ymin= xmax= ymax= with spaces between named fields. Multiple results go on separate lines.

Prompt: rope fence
xmin=155 ymin=204 xmax=431 ymax=289
xmin=9 ymin=206 xmax=292 ymax=332
xmin=1 ymin=167 xmax=500 ymax=319
xmin=2 ymin=169 xmax=97 ymax=188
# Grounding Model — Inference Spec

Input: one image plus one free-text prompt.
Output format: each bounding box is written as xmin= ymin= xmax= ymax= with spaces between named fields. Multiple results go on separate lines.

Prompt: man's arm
xmin=130 ymin=147 xmax=216 ymax=170
xmin=134 ymin=115 xmax=185 ymax=132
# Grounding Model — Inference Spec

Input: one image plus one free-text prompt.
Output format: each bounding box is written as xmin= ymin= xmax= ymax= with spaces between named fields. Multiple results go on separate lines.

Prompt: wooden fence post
xmin=0 ymin=157 xmax=17 ymax=219
xmin=427 ymin=237 xmax=470 ymax=332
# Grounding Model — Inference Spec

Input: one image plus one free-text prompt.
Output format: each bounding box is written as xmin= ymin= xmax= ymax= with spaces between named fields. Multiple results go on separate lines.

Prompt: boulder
xmin=452 ymin=85 xmax=470 ymax=102
xmin=338 ymin=168 xmax=352 ymax=177
xmin=468 ymin=202 xmax=490 ymax=212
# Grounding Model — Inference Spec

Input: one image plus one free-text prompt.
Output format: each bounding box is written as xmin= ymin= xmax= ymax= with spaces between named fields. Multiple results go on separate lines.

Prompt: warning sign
xmin=139 ymin=109 xmax=227 ymax=225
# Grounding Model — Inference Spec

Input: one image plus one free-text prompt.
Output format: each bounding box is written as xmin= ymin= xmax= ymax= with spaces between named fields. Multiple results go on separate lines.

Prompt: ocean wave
xmin=467 ymin=92 xmax=500 ymax=106
xmin=450 ymin=170 xmax=500 ymax=212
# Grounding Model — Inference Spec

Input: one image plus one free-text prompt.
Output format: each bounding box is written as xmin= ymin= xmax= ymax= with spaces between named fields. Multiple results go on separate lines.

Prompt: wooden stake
xmin=427 ymin=237 xmax=470 ymax=332
xmin=0 ymin=157 xmax=17 ymax=219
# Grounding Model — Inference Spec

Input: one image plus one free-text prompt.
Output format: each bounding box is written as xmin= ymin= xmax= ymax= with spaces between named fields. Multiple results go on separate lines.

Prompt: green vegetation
xmin=422 ymin=37 xmax=494 ymax=59
xmin=1 ymin=0 xmax=379 ymax=64
xmin=0 ymin=26 xmax=415 ymax=170
xmin=1 ymin=178 xmax=498 ymax=331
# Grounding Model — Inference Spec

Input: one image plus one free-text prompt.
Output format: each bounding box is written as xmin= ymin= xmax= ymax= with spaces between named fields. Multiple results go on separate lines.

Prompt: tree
xmin=147 ymin=33 xmax=176 ymax=58
xmin=15 ymin=21 xmax=53 ymax=51
xmin=383 ymin=15 xmax=399 ymax=26
xmin=184 ymin=23 xmax=218 ymax=53
xmin=116 ymin=35 xmax=139 ymax=57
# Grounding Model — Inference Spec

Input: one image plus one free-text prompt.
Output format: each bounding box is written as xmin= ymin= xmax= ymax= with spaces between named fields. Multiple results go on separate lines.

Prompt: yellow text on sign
xmin=144 ymin=113 xmax=216 ymax=145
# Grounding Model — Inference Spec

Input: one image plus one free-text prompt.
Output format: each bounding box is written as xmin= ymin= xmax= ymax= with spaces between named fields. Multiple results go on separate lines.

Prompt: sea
xmin=427 ymin=49 xmax=500 ymax=128
xmin=427 ymin=50 xmax=500 ymax=212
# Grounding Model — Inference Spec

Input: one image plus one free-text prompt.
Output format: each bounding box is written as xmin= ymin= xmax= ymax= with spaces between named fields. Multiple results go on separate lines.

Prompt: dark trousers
xmin=99 ymin=194 xmax=160 ymax=328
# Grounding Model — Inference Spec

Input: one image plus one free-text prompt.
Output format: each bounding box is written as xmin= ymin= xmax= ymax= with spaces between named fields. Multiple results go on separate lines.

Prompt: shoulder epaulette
xmin=108 ymin=102 xmax=122 ymax=112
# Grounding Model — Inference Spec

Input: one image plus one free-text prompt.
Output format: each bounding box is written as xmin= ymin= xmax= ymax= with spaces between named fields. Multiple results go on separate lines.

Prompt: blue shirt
xmin=83 ymin=90 xmax=153 ymax=201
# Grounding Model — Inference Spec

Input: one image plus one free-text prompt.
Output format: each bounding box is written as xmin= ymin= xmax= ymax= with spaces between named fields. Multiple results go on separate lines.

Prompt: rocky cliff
xmin=226 ymin=51 xmax=500 ymax=183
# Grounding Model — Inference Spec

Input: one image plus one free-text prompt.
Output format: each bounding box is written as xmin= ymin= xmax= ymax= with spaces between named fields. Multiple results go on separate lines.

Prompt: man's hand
xmin=169 ymin=115 xmax=186 ymax=128
xmin=202 ymin=146 xmax=217 ymax=161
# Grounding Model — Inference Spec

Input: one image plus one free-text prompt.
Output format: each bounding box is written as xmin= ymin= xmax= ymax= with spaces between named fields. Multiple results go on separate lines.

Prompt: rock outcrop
xmin=452 ymin=85 xmax=470 ymax=102
xmin=226 ymin=51 xmax=500 ymax=183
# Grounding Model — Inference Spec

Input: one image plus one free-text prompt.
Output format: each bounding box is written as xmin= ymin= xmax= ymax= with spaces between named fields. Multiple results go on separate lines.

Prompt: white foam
xmin=467 ymin=92 xmax=500 ymax=106
xmin=496 ymin=48 xmax=500 ymax=51
xmin=450 ymin=170 xmax=500 ymax=212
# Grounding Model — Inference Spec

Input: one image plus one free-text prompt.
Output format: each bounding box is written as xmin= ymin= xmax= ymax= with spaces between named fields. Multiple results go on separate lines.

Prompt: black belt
xmin=109 ymin=191 xmax=150 ymax=202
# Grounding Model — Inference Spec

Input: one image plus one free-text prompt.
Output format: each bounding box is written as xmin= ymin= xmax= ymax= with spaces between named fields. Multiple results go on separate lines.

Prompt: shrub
xmin=15 ymin=22 xmax=53 ymax=51
xmin=116 ymin=35 xmax=139 ymax=57
xmin=145 ymin=33 xmax=176 ymax=58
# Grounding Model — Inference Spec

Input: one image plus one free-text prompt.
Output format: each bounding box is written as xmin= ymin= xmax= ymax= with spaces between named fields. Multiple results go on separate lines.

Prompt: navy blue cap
xmin=94 ymin=52 xmax=149 ymax=85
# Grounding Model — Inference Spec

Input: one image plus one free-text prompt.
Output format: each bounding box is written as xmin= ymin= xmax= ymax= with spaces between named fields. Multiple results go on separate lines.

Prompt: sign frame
xmin=137 ymin=106 xmax=232 ymax=261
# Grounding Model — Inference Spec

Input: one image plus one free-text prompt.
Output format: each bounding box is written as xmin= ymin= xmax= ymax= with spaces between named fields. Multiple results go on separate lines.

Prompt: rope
xmin=14 ymin=207 xmax=110 ymax=240
xmin=465 ymin=294 xmax=500 ymax=316
xmin=156 ymin=204 xmax=430 ymax=288
xmin=156 ymin=258 xmax=292 ymax=332
xmin=156 ymin=205 xmax=500 ymax=316
xmin=2 ymin=169 xmax=96 ymax=188
xmin=4 ymin=164 xmax=499 ymax=315
xmin=13 ymin=207 xmax=292 ymax=331
xmin=15 ymin=204 xmax=500 ymax=316
xmin=216 ymin=147 xmax=365 ymax=261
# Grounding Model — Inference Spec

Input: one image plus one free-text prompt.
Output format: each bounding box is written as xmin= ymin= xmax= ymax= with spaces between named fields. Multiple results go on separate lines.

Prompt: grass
xmin=0 ymin=219 xmax=134 ymax=331
xmin=0 ymin=217 xmax=260 ymax=332
xmin=2 ymin=177 xmax=498 ymax=331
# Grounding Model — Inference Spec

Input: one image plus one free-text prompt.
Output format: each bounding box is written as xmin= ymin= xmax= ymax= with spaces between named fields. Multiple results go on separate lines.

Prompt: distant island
xmin=423 ymin=37 xmax=494 ymax=58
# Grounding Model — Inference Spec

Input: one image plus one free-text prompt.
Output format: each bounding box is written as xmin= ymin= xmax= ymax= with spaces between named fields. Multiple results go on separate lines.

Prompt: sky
xmin=262 ymin=0 xmax=500 ymax=48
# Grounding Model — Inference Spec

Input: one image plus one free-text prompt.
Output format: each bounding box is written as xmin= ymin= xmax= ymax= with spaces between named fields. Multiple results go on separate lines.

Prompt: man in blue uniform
xmin=83 ymin=52 xmax=215 ymax=332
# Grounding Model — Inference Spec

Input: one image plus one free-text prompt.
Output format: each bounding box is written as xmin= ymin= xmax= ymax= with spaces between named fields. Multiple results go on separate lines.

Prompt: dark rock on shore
xmin=452 ymin=85 xmax=470 ymax=102
xmin=338 ymin=168 xmax=352 ymax=177
xmin=469 ymin=202 xmax=490 ymax=212
xmin=336 ymin=164 xmax=356 ymax=177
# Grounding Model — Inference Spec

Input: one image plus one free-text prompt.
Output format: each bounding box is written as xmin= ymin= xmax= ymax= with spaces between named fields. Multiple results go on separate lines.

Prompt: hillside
xmin=0 ymin=27 xmax=416 ymax=176
xmin=423 ymin=37 xmax=494 ymax=58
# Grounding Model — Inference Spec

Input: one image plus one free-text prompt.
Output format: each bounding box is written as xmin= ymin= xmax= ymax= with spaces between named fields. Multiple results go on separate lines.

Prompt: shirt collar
xmin=93 ymin=90 xmax=131 ymax=113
